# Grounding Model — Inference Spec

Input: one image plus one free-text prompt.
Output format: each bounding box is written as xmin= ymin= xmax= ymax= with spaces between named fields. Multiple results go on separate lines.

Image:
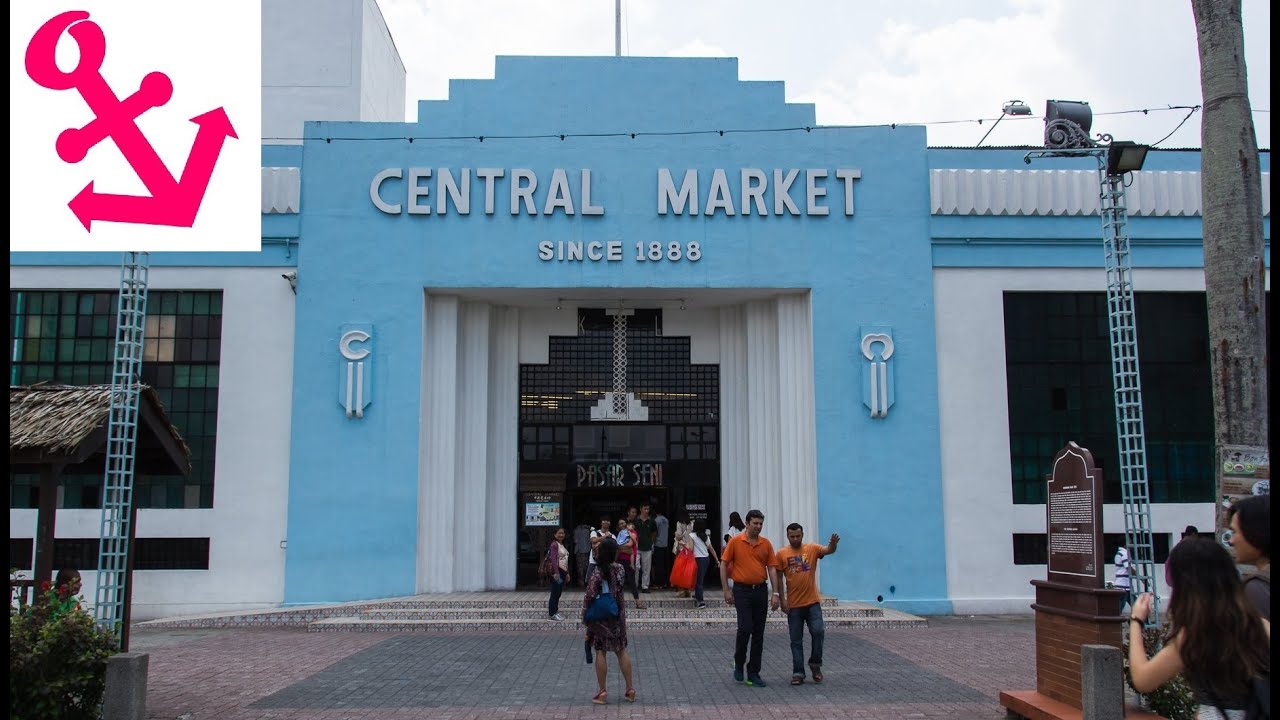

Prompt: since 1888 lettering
xmin=538 ymin=240 xmax=702 ymax=264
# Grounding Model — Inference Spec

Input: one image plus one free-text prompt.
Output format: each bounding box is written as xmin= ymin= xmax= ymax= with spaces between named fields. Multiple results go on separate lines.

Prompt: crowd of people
xmin=545 ymin=505 xmax=842 ymax=703
xmin=1125 ymin=494 xmax=1270 ymax=719
xmin=548 ymin=493 xmax=1270 ymax=709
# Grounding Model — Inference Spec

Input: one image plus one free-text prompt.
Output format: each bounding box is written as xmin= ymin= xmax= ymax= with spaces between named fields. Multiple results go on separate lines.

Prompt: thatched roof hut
xmin=10 ymin=384 xmax=191 ymax=475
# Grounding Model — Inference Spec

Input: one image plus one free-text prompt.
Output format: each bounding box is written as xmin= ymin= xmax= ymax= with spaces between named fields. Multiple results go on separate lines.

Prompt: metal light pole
xmin=1024 ymin=100 xmax=1160 ymax=627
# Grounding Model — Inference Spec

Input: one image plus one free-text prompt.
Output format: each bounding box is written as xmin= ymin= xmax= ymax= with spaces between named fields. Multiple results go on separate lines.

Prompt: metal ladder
xmin=94 ymin=251 xmax=150 ymax=643
xmin=1099 ymin=171 xmax=1159 ymax=626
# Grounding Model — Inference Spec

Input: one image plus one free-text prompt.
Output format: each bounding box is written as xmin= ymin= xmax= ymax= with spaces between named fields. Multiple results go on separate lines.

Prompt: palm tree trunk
xmin=1191 ymin=0 xmax=1268 ymax=537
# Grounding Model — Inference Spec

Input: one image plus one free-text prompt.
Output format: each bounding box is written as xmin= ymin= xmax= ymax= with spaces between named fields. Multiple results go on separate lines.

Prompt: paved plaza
xmin=132 ymin=614 xmax=1036 ymax=719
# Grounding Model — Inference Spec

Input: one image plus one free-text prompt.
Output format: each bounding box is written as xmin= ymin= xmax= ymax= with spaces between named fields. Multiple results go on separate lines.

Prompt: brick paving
xmin=133 ymin=615 xmax=1036 ymax=719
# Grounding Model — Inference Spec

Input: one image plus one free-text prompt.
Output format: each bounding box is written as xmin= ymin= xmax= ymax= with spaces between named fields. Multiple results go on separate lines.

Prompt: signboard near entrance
xmin=575 ymin=463 xmax=664 ymax=488
xmin=1045 ymin=442 xmax=1104 ymax=588
xmin=524 ymin=493 xmax=561 ymax=527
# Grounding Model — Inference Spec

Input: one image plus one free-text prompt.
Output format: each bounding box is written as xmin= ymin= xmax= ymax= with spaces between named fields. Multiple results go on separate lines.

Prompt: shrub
xmin=10 ymin=578 xmax=118 ymax=720
xmin=1123 ymin=622 xmax=1198 ymax=720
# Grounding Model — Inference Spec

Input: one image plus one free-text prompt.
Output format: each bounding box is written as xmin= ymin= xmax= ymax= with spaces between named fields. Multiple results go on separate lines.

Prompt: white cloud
xmin=373 ymin=0 xmax=1270 ymax=148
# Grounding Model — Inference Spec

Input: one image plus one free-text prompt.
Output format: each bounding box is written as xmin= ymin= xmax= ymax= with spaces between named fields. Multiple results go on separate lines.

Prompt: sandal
xmin=791 ymin=676 xmax=804 ymax=685
xmin=624 ymin=688 xmax=637 ymax=702
xmin=810 ymin=664 xmax=824 ymax=683
xmin=592 ymin=689 xmax=608 ymax=705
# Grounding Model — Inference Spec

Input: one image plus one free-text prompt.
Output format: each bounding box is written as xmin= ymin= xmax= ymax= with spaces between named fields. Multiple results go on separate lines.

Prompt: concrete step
xmin=358 ymin=606 xmax=884 ymax=621
xmin=364 ymin=595 xmax=843 ymax=611
xmin=309 ymin=611 xmax=929 ymax=633
xmin=136 ymin=593 xmax=913 ymax=631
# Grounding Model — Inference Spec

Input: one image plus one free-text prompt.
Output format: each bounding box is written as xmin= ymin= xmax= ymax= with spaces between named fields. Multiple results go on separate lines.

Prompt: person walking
xmin=573 ymin=522 xmax=592 ymax=587
xmin=615 ymin=518 xmax=645 ymax=609
xmin=723 ymin=511 xmax=746 ymax=545
xmin=652 ymin=506 xmax=671 ymax=589
xmin=671 ymin=513 xmax=695 ymax=598
xmin=1228 ymin=494 xmax=1270 ymax=620
xmin=776 ymin=523 xmax=839 ymax=685
xmin=688 ymin=518 xmax=720 ymax=609
xmin=719 ymin=508 xmax=780 ymax=687
xmin=543 ymin=527 xmax=570 ymax=621
xmin=1113 ymin=545 xmax=1133 ymax=614
xmin=582 ymin=538 xmax=637 ymax=704
xmin=635 ymin=504 xmax=657 ymax=594
xmin=1128 ymin=538 xmax=1270 ymax=718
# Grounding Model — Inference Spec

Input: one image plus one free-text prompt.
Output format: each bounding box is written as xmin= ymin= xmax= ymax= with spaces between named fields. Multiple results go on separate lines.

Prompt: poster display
xmin=1217 ymin=445 xmax=1269 ymax=547
xmin=524 ymin=495 xmax=561 ymax=527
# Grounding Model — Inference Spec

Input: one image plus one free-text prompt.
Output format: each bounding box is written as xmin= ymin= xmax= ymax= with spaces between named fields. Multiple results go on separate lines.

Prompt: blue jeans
xmin=787 ymin=603 xmax=825 ymax=676
xmin=694 ymin=557 xmax=709 ymax=603
xmin=548 ymin=576 xmax=565 ymax=616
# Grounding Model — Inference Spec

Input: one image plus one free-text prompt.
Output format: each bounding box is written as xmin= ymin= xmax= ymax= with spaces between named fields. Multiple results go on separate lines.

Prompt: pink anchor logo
xmin=24 ymin=10 xmax=238 ymax=232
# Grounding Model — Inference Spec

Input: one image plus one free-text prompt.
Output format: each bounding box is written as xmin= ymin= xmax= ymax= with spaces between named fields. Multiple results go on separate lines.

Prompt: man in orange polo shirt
xmin=719 ymin=508 xmax=780 ymax=687
xmin=776 ymin=523 xmax=840 ymax=685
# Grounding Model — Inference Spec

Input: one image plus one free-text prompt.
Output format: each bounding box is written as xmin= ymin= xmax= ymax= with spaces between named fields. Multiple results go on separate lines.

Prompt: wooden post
xmin=32 ymin=464 xmax=61 ymax=602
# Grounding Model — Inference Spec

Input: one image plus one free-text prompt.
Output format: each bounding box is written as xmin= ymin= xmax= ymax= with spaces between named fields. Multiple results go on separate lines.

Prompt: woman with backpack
xmin=582 ymin=538 xmax=636 ymax=704
xmin=1128 ymin=538 xmax=1270 ymax=719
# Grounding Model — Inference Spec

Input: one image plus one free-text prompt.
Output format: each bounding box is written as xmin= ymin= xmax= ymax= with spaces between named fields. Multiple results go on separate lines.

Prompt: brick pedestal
xmin=1030 ymin=579 xmax=1126 ymax=707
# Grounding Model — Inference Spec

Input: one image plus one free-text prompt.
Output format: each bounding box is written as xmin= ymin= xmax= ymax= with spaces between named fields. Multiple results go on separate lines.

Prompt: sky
xmin=375 ymin=0 xmax=1270 ymax=150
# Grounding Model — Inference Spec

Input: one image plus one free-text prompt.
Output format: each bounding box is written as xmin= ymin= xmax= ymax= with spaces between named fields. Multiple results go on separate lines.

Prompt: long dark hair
xmin=595 ymin=537 xmax=619 ymax=567
xmin=728 ymin=512 xmax=745 ymax=531
xmin=1166 ymin=539 xmax=1269 ymax=700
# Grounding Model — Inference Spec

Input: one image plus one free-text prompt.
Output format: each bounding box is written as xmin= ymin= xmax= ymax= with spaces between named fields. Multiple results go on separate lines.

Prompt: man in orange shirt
xmin=776 ymin=523 xmax=840 ymax=685
xmin=719 ymin=508 xmax=781 ymax=687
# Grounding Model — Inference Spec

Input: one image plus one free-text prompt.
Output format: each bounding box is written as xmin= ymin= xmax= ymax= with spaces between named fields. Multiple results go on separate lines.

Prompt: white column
xmin=718 ymin=305 xmax=749 ymax=540
xmin=745 ymin=299 xmax=783 ymax=544
xmin=486 ymin=306 xmax=520 ymax=589
xmin=454 ymin=302 xmax=491 ymax=591
xmin=777 ymin=294 xmax=819 ymax=542
xmin=420 ymin=294 xmax=459 ymax=593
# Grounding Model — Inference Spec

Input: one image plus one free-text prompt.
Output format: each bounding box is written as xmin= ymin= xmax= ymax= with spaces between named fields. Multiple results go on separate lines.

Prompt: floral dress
xmin=583 ymin=562 xmax=628 ymax=652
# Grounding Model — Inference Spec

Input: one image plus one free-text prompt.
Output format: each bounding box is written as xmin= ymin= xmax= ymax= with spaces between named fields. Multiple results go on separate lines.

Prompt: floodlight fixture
xmin=1106 ymin=140 xmax=1150 ymax=176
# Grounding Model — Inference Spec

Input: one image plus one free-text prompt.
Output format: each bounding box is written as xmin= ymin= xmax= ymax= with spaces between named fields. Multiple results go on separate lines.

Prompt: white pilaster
xmin=745 ymin=300 xmax=784 ymax=544
xmin=718 ymin=306 xmax=749 ymax=540
xmin=420 ymin=294 xmax=459 ymax=592
xmin=777 ymin=294 xmax=819 ymax=542
xmin=487 ymin=306 xmax=520 ymax=589
xmin=454 ymin=302 xmax=490 ymax=591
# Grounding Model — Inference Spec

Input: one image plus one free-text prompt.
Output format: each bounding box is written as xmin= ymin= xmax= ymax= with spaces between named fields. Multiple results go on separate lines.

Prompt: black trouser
xmin=733 ymin=583 xmax=769 ymax=675
xmin=623 ymin=560 xmax=641 ymax=601
xmin=653 ymin=547 xmax=671 ymax=586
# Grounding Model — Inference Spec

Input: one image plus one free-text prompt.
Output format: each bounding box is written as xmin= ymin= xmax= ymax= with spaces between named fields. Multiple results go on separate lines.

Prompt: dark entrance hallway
xmin=516 ymin=308 xmax=721 ymax=588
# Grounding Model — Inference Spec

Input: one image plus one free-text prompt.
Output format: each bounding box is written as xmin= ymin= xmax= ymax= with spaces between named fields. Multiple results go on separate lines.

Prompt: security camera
xmin=281 ymin=271 xmax=298 ymax=294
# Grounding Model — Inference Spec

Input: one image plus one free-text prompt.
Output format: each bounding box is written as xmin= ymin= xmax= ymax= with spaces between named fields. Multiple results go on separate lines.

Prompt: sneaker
xmin=746 ymin=674 xmax=768 ymax=687
xmin=641 ymin=588 xmax=651 ymax=594
xmin=697 ymin=602 xmax=707 ymax=609
xmin=551 ymin=613 xmax=564 ymax=621
xmin=732 ymin=665 xmax=744 ymax=683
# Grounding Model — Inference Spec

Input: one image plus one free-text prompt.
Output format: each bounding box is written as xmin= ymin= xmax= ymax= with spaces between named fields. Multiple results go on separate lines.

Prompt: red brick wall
xmin=1034 ymin=611 xmax=1123 ymax=707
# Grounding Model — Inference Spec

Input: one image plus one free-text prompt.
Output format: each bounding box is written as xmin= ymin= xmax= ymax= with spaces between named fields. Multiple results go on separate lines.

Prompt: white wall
xmin=360 ymin=0 xmax=406 ymax=122
xmin=262 ymin=0 xmax=405 ymax=143
xmin=9 ymin=266 xmax=296 ymax=620
xmin=934 ymin=267 xmax=1229 ymax=614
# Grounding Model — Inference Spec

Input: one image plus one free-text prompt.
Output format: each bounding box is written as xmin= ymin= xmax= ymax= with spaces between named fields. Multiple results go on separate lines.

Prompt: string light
xmin=262 ymin=104 xmax=1228 ymax=145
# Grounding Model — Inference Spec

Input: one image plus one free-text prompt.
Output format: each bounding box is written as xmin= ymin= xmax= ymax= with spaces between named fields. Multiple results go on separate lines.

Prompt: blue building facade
xmin=10 ymin=55 xmax=1269 ymax=619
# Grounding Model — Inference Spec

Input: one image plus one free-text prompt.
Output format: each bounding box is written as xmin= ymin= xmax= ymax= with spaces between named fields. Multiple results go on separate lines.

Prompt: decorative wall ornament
xmin=338 ymin=324 xmax=372 ymax=419
xmin=860 ymin=329 xmax=895 ymax=419
xmin=591 ymin=308 xmax=649 ymax=421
